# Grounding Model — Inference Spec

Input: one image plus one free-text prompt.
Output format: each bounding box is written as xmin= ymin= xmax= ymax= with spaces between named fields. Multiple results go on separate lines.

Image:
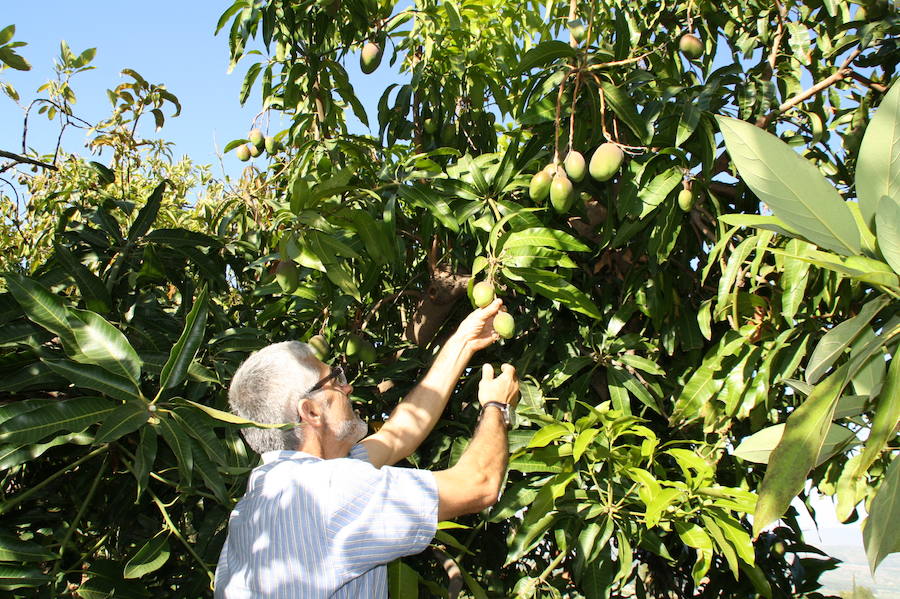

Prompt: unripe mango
xmin=275 ymin=260 xmax=299 ymax=292
xmin=493 ymin=311 xmax=515 ymax=339
xmin=308 ymin=335 xmax=330 ymax=360
xmin=346 ymin=334 xmax=376 ymax=364
xmin=564 ymin=150 xmax=586 ymax=182
xmin=568 ymin=19 xmax=586 ymax=44
xmin=249 ymin=143 xmax=262 ymax=158
xmin=248 ymin=128 xmax=264 ymax=148
xmin=529 ymin=170 xmax=552 ymax=202
xmin=423 ymin=117 xmax=438 ymax=134
xmin=265 ymin=136 xmax=279 ymax=155
xmin=679 ymin=34 xmax=703 ymax=59
xmin=360 ymin=42 xmax=383 ymax=74
xmin=472 ymin=281 xmax=495 ymax=308
xmin=678 ymin=188 xmax=695 ymax=212
xmin=236 ymin=144 xmax=251 ymax=162
xmin=589 ymin=143 xmax=624 ymax=182
xmin=550 ymin=173 xmax=575 ymax=213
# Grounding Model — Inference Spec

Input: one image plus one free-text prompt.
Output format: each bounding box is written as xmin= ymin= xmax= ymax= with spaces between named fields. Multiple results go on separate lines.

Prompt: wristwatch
xmin=481 ymin=401 xmax=510 ymax=427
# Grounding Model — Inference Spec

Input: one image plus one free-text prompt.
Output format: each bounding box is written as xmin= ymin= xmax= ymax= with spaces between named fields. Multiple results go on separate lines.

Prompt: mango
xmin=550 ymin=173 xmax=575 ymax=213
xmin=236 ymin=144 xmax=251 ymax=162
xmin=679 ymin=34 xmax=703 ymax=59
xmin=589 ymin=143 xmax=624 ymax=182
xmin=472 ymin=281 xmax=495 ymax=308
xmin=275 ymin=260 xmax=299 ymax=292
xmin=493 ymin=312 xmax=515 ymax=339
xmin=678 ymin=188 xmax=695 ymax=212
xmin=360 ymin=42 xmax=383 ymax=74
xmin=529 ymin=170 xmax=552 ymax=202
xmin=564 ymin=150 xmax=586 ymax=182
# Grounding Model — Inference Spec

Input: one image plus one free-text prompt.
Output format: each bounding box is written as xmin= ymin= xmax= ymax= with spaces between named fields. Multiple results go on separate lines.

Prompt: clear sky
xmin=0 ymin=2 xmax=388 ymax=184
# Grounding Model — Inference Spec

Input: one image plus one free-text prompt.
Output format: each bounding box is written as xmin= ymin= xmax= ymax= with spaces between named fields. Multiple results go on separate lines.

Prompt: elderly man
xmin=214 ymin=298 xmax=519 ymax=598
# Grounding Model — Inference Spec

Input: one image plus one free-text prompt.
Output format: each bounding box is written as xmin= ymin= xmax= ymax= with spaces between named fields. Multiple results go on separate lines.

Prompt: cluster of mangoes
xmin=307 ymin=333 xmax=376 ymax=365
xmin=528 ymin=142 xmax=624 ymax=213
xmin=472 ymin=281 xmax=515 ymax=339
xmin=236 ymin=128 xmax=280 ymax=161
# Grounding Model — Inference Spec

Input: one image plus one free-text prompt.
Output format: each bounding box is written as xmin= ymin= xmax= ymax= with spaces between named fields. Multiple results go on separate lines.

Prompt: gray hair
xmin=228 ymin=340 xmax=321 ymax=454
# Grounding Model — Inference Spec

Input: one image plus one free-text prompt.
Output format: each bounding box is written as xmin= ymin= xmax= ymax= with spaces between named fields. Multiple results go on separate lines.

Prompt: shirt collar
xmin=261 ymin=450 xmax=322 ymax=464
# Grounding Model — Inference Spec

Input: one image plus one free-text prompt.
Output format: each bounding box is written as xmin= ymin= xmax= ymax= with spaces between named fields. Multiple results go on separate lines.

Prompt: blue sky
xmin=1 ymin=2 xmax=389 ymax=183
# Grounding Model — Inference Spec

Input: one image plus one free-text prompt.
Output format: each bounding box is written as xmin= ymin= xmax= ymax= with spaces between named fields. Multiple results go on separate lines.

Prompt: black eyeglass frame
xmin=307 ymin=364 xmax=347 ymax=395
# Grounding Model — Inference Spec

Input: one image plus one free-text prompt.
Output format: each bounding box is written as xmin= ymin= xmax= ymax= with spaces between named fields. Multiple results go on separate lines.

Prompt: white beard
xmin=330 ymin=413 xmax=368 ymax=444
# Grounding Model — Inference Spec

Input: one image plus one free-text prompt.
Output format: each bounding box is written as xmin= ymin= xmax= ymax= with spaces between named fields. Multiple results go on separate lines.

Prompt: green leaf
xmin=397 ymin=185 xmax=459 ymax=232
xmin=0 ymin=532 xmax=55 ymax=562
xmin=806 ymin=295 xmax=889 ymax=384
xmin=753 ymin=363 xmax=849 ymax=536
xmin=157 ymin=417 xmax=192 ymax=487
xmin=0 ymin=432 xmax=92 ymax=470
xmin=502 ymin=227 xmax=589 ymax=252
xmin=573 ymin=428 xmax=599 ymax=462
xmin=638 ymin=167 xmax=682 ymax=219
xmin=0 ymin=46 xmax=31 ymax=71
xmin=733 ymin=422 xmax=857 ymax=467
xmin=528 ymin=423 xmax=571 ymax=448
xmin=5 ymin=274 xmax=74 ymax=346
xmin=780 ymin=239 xmax=813 ymax=322
xmin=124 ymin=533 xmax=170 ymax=579
xmin=52 ymin=244 xmax=112 ymax=312
xmin=508 ymin=268 xmax=601 ymax=319
xmin=863 ymin=454 xmax=900 ymax=573
xmin=43 ymin=360 xmax=142 ymax=402
xmin=853 ymin=353 xmax=900 ymax=481
xmin=94 ymin=401 xmax=150 ymax=443
xmin=89 ymin=161 xmax=116 ymax=185
xmin=670 ymin=333 xmax=746 ymax=425
xmin=876 ymin=196 xmax=900 ymax=275
xmin=675 ymin=521 xmax=713 ymax=550
xmin=69 ymin=309 xmax=142 ymax=386
xmin=159 ymin=287 xmax=208 ymax=390
xmin=0 ymin=564 xmax=50 ymax=589
xmin=0 ymin=396 xmax=114 ymax=444
xmin=126 ymin=181 xmax=167 ymax=244
xmin=387 ymin=559 xmax=419 ymax=599
xmin=716 ymin=115 xmax=860 ymax=256
xmin=856 ymin=81 xmax=900 ymax=228
xmin=600 ymin=81 xmax=651 ymax=144
xmin=132 ymin=427 xmax=157 ymax=501
xmin=0 ymin=25 xmax=14 ymax=46
xmin=182 ymin=399 xmax=290 ymax=428
xmin=515 ymin=41 xmax=577 ymax=74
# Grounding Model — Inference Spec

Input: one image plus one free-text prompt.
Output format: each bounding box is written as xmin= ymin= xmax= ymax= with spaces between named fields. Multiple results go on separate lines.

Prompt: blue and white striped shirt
xmin=214 ymin=444 xmax=438 ymax=598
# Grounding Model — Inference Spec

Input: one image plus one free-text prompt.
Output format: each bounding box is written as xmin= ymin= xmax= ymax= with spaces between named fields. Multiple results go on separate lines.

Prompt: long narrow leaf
xmin=0 ymin=396 xmax=115 ymax=445
xmin=159 ymin=287 xmax=209 ymax=390
xmin=68 ymin=309 xmax=141 ymax=385
xmin=856 ymin=81 xmax=900 ymax=228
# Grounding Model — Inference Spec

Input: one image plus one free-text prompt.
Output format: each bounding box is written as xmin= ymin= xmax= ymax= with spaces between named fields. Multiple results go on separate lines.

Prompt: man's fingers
xmin=499 ymin=363 xmax=516 ymax=378
xmin=478 ymin=297 xmax=503 ymax=317
xmin=481 ymin=363 xmax=494 ymax=382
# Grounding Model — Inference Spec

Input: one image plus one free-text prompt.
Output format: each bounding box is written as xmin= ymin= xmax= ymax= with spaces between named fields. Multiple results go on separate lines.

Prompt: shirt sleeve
xmin=326 ymin=458 xmax=438 ymax=577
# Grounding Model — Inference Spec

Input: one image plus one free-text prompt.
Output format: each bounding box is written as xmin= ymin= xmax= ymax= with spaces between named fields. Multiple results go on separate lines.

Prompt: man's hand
xmin=453 ymin=298 xmax=503 ymax=355
xmin=478 ymin=363 xmax=519 ymax=407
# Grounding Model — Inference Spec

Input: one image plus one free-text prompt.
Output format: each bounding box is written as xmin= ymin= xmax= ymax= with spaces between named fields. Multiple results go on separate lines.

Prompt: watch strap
xmin=481 ymin=401 xmax=510 ymax=426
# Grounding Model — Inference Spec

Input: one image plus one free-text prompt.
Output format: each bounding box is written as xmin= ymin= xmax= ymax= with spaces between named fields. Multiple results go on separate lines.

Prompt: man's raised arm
xmin=361 ymin=298 xmax=503 ymax=468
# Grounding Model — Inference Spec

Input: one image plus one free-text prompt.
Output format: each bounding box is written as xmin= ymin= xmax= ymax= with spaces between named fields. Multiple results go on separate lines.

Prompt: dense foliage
xmin=0 ymin=1 xmax=897 ymax=597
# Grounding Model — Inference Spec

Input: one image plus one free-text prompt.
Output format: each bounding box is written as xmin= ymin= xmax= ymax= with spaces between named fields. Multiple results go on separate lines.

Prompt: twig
xmin=847 ymin=71 xmax=887 ymax=93
xmin=0 ymin=150 xmax=58 ymax=172
xmin=757 ymin=46 xmax=864 ymax=129
xmin=585 ymin=45 xmax=662 ymax=71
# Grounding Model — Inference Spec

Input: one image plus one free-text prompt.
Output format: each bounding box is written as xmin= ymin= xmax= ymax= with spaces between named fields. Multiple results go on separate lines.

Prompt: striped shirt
xmin=214 ymin=444 xmax=438 ymax=598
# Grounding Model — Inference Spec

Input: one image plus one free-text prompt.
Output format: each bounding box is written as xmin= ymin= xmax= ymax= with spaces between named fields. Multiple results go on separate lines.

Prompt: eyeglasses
xmin=307 ymin=364 xmax=347 ymax=395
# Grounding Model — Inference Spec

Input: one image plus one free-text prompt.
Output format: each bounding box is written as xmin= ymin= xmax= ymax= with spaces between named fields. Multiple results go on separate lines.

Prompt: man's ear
xmin=297 ymin=396 xmax=324 ymax=426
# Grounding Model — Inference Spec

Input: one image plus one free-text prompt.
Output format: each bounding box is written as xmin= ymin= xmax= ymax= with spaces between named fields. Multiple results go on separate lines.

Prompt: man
xmin=214 ymin=298 xmax=519 ymax=598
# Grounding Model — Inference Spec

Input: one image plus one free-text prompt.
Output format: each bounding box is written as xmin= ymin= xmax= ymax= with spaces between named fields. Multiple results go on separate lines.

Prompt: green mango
xmin=550 ymin=173 xmax=575 ymax=213
xmin=589 ymin=143 xmax=624 ymax=182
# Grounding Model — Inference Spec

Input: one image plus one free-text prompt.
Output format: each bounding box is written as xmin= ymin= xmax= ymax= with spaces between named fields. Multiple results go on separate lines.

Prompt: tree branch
xmin=0 ymin=150 xmax=58 ymax=172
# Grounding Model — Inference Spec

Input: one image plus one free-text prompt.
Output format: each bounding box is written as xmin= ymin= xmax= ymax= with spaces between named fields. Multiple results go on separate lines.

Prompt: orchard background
xmin=0 ymin=0 xmax=898 ymax=597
